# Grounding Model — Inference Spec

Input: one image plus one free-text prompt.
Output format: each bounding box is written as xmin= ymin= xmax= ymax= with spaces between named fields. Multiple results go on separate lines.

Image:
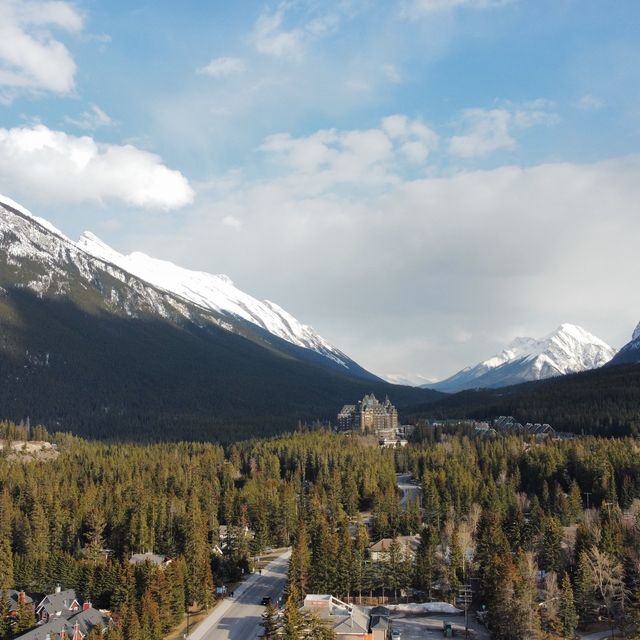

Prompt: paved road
xmin=397 ymin=473 xmax=420 ymax=508
xmin=189 ymin=549 xmax=291 ymax=640
xmin=577 ymin=631 xmax=620 ymax=639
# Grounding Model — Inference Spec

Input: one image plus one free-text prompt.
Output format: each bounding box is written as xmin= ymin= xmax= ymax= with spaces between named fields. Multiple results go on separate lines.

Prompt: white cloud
xmin=250 ymin=6 xmax=341 ymax=61
xmin=449 ymin=104 xmax=557 ymax=158
xmin=198 ymin=56 xmax=247 ymax=78
xmin=138 ymin=145 xmax=640 ymax=379
xmin=403 ymin=0 xmax=512 ymax=16
xmin=222 ymin=215 xmax=242 ymax=229
xmin=382 ymin=63 xmax=402 ymax=84
xmin=578 ymin=94 xmax=605 ymax=111
xmin=252 ymin=9 xmax=305 ymax=60
xmin=0 ymin=0 xmax=83 ymax=98
xmin=260 ymin=115 xmax=437 ymax=192
xmin=449 ymin=108 xmax=514 ymax=157
xmin=0 ymin=125 xmax=193 ymax=210
xmin=65 ymin=104 xmax=113 ymax=130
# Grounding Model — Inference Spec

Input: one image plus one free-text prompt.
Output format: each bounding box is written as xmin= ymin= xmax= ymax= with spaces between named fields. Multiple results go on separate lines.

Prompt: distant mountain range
xmin=0 ymin=195 xmax=438 ymax=441
xmin=427 ymin=324 xmax=617 ymax=393
xmin=408 ymin=361 xmax=640 ymax=438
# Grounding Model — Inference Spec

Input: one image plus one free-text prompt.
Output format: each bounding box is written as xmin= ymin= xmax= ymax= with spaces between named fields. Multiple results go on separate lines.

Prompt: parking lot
xmin=390 ymin=612 xmax=491 ymax=639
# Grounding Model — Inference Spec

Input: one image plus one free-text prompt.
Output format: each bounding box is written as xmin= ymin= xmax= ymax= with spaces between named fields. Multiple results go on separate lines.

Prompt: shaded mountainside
xmin=0 ymin=287 xmax=440 ymax=441
xmin=408 ymin=363 xmax=640 ymax=437
xmin=0 ymin=195 xmax=441 ymax=441
xmin=608 ymin=322 xmax=640 ymax=365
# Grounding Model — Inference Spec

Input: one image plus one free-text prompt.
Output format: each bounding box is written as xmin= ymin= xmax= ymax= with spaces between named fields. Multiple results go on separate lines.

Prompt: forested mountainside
xmin=0 ymin=288 xmax=438 ymax=442
xmin=408 ymin=363 xmax=640 ymax=437
xmin=2 ymin=422 xmax=640 ymax=639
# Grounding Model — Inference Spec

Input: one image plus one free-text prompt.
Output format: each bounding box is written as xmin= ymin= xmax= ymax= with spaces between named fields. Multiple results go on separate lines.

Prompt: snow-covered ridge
xmin=430 ymin=323 xmax=617 ymax=392
xmin=0 ymin=194 xmax=349 ymax=369
xmin=76 ymin=232 xmax=348 ymax=365
xmin=633 ymin=322 xmax=640 ymax=342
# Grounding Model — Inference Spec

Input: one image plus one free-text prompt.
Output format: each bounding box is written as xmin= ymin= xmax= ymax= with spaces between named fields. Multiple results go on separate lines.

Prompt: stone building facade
xmin=337 ymin=394 xmax=398 ymax=433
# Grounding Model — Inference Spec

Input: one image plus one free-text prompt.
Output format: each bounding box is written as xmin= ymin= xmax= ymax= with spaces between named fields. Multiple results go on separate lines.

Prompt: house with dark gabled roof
xmin=35 ymin=587 xmax=81 ymax=623
xmin=4 ymin=590 xmax=34 ymax=617
xmin=14 ymin=605 xmax=111 ymax=640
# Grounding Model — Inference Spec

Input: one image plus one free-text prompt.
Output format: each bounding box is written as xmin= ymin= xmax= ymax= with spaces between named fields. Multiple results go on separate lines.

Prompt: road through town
xmin=189 ymin=549 xmax=291 ymax=640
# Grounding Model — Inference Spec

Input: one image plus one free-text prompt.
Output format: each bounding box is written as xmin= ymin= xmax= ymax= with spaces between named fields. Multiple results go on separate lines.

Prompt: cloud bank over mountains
xmin=0 ymin=0 xmax=638 ymax=381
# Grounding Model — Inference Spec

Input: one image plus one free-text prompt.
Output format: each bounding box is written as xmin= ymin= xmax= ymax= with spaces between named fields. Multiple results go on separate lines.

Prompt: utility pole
xmin=457 ymin=584 xmax=473 ymax=638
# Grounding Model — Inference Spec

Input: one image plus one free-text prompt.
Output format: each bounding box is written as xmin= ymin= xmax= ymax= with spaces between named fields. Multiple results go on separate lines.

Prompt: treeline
xmin=410 ymin=363 xmax=640 ymax=436
xmin=0 ymin=421 xmax=49 ymax=444
xmin=0 ymin=427 xmax=395 ymax=639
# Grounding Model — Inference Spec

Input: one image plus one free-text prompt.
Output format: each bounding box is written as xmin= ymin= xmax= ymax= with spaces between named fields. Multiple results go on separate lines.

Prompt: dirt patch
xmin=0 ymin=440 xmax=59 ymax=462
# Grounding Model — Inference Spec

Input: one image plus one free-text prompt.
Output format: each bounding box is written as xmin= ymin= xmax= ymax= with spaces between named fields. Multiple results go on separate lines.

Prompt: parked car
xmin=261 ymin=596 xmax=272 ymax=606
xmin=391 ymin=630 xmax=401 ymax=639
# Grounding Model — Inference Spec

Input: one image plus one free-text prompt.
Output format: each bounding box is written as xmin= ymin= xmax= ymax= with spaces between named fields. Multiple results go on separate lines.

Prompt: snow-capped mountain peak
xmin=76 ymin=231 xmax=349 ymax=366
xmin=429 ymin=323 xmax=616 ymax=392
xmin=633 ymin=321 xmax=640 ymax=342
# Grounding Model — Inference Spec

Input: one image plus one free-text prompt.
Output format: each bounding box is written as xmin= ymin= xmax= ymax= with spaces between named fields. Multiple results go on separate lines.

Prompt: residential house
xmin=218 ymin=524 xmax=254 ymax=551
xmin=15 ymin=606 xmax=110 ymax=640
xmin=5 ymin=590 xmax=34 ymax=618
xmin=36 ymin=588 xmax=81 ymax=623
xmin=302 ymin=595 xmax=372 ymax=639
xmin=128 ymin=552 xmax=172 ymax=567
xmin=14 ymin=586 xmax=110 ymax=640
xmin=368 ymin=535 xmax=421 ymax=562
xmin=368 ymin=606 xmax=392 ymax=640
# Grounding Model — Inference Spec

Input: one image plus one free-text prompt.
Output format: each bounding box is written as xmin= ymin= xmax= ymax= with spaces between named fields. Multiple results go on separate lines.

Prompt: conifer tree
xmin=0 ymin=592 xmax=11 ymax=640
xmin=122 ymin=605 xmax=143 ymax=640
xmin=14 ymin=598 xmax=36 ymax=633
xmin=140 ymin=590 xmax=162 ymax=640
xmin=541 ymin=516 xmax=564 ymax=574
xmin=352 ymin=521 xmax=369 ymax=602
xmin=334 ymin=517 xmax=353 ymax=599
xmin=422 ymin=473 xmax=441 ymax=529
xmin=560 ymin=573 xmax=578 ymax=639
xmin=84 ymin=509 xmax=107 ymax=566
xmin=574 ymin=550 xmax=593 ymax=626
xmin=0 ymin=490 xmax=13 ymax=590
xmin=283 ymin=583 xmax=304 ymax=640
xmin=289 ymin=519 xmax=311 ymax=597
xmin=184 ymin=494 xmax=214 ymax=608
xmin=261 ymin=602 xmax=281 ymax=638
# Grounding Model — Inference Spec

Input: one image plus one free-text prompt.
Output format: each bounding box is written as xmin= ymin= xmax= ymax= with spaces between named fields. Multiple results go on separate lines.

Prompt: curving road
xmin=397 ymin=473 xmax=420 ymax=509
xmin=189 ymin=549 xmax=291 ymax=640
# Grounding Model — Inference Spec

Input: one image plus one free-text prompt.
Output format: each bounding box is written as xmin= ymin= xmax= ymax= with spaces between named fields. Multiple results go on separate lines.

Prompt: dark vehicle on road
xmin=261 ymin=596 xmax=272 ymax=606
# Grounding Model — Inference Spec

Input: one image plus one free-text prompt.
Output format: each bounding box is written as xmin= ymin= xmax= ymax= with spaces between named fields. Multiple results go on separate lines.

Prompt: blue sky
xmin=1 ymin=0 xmax=640 ymax=381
